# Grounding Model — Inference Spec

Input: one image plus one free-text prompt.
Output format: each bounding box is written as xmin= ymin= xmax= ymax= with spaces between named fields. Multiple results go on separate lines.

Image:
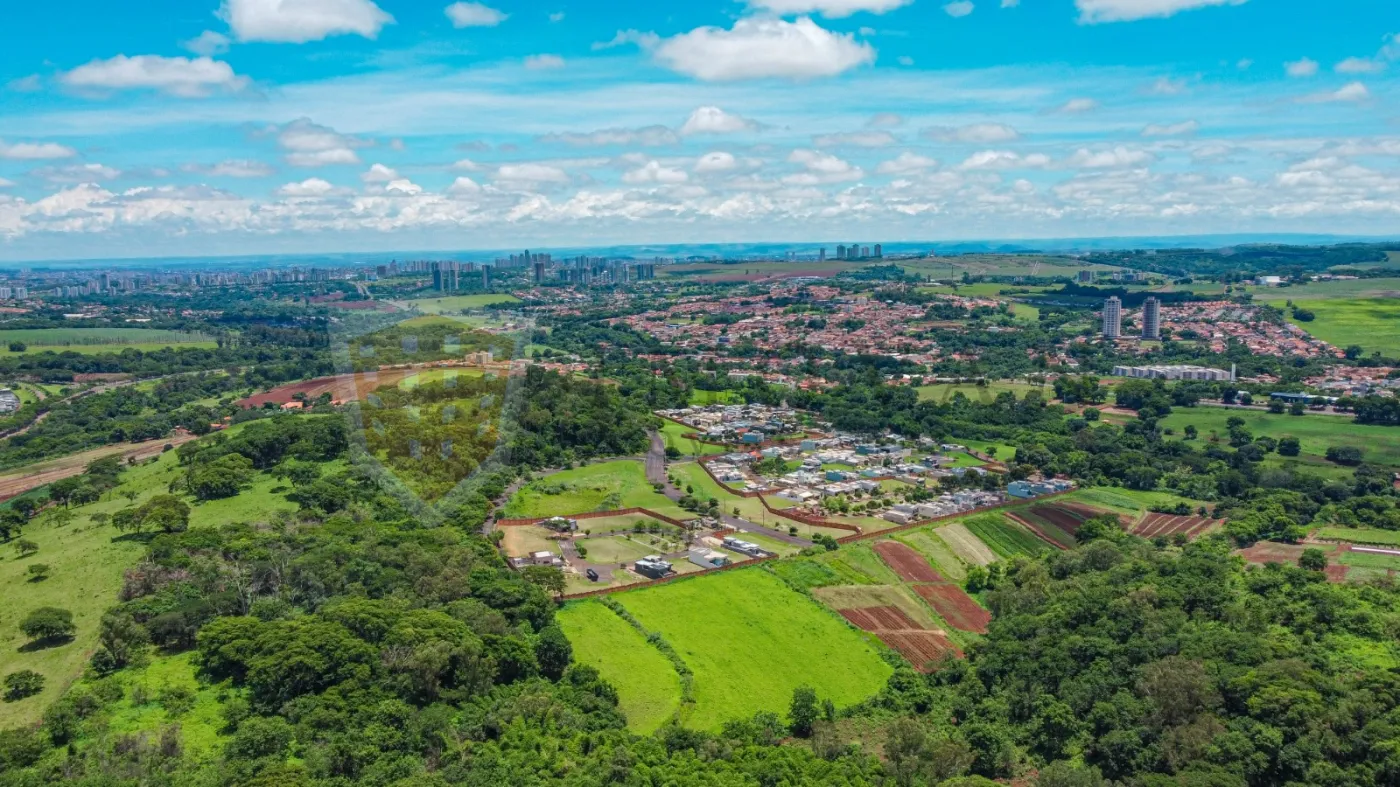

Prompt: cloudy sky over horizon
xmin=1 ymin=0 xmax=1398 ymax=260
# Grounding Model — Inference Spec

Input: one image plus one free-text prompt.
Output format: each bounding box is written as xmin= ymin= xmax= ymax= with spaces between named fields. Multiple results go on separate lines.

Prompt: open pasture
xmin=0 ymin=328 xmax=215 ymax=356
xmin=616 ymin=568 xmax=893 ymax=730
xmin=405 ymin=294 xmax=521 ymax=314
xmin=917 ymin=381 xmax=1044 ymax=404
xmin=557 ymin=601 xmax=683 ymax=733
xmin=1160 ymin=408 xmax=1400 ymax=470
xmin=503 ymin=460 xmax=688 ymax=520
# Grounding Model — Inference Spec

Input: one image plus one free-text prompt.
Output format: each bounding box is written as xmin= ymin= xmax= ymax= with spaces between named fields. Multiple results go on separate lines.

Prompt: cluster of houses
xmin=658 ymin=403 xmax=810 ymax=445
xmin=1007 ymin=478 xmax=1075 ymax=499
xmin=881 ymin=490 xmax=1007 ymax=525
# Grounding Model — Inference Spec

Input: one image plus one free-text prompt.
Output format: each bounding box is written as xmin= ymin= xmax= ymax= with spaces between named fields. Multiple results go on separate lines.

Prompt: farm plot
xmin=1132 ymin=513 xmax=1221 ymax=540
xmin=963 ymin=514 xmax=1055 ymax=558
xmin=937 ymin=523 xmax=998 ymax=566
xmin=1237 ymin=542 xmax=1349 ymax=582
xmin=1006 ymin=512 xmax=1076 ymax=549
xmin=831 ymin=603 xmax=962 ymax=668
xmin=619 ymin=569 xmax=892 ymax=730
xmin=913 ymin=584 xmax=991 ymax=635
xmin=874 ymin=541 xmax=944 ymax=582
xmin=895 ymin=531 xmax=967 ymax=582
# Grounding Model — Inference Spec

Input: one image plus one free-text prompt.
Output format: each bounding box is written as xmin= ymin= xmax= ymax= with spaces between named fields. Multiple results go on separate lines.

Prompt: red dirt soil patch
xmin=874 ymin=541 xmax=944 ymax=583
xmin=881 ymin=631 xmax=963 ymax=665
xmin=914 ymin=584 xmax=992 ymax=634
xmin=1030 ymin=505 xmax=1089 ymax=534
xmin=838 ymin=605 xmax=922 ymax=633
xmin=1132 ymin=513 xmax=1222 ymax=540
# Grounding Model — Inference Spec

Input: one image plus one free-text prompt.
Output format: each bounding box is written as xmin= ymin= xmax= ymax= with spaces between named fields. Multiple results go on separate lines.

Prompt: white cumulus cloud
xmin=182 ymin=31 xmax=231 ymax=56
xmin=220 ymin=0 xmax=393 ymax=43
xmin=1075 ymin=0 xmax=1247 ymax=24
xmin=0 ymin=140 xmax=77 ymax=160
xmin=745 ymin=0 xmax=913 ymax=17
xmin=1055 ymin=98 xmax=1100 ymax=113
xmin=543 ymin=127 xmax=679 ymax=147
xmin=943 ymin=1 xmax=974 ymax=17
xmin=923 ymin=123 xmax=1020 ymax=143
xmin=278 ymin=178 xmax=339 ymax=197
xmin=445 ymin=2 xmax=506 ymax=27
xmin=1065 ymin=146 xmax=1154 ymax=168
xmin=681 ymin=107 xmax=757 ymax=135
xmin=623 ymin=161 xmax=689 ymax=185
xmin=1298 ymin=82 xmax=1370 ymax=104
xmin=653 ymin=17 xmax=876 ymax=81
xmin=277 ymin=119 xmax=366 ymax=167
xmin=813 ymin=131 xmax=897 ymax=147
xmin=1285 ymin=58 xmax=1319 ymax=78
xmin=361 ymin=163 xmax=400 ymax=183
xmin=695 ymin=152 xmax=739 ymax=173
xmin=196 ymin=159 xmax=276 ymax=177
xmin=495 ymin=163 xmax=570 ymax=186
xmin=1335 ymin=57 xmax=1384 ymax=75
xmin=876 ymin=152 xmax=937 ymax=175
xmin=785 ymin=149 xmax=864 ymax=184
xmin=61 ymin=55 xmax=248 ymax=97
xmin=447 ymin=176 xmax=482 ymax=195
xmin=960 ymin=150 xmax=1050 ymax=170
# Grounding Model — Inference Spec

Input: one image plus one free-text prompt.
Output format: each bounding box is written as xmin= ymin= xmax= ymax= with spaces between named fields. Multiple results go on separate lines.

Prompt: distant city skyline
xmin=2 ymin=0 xmax=1398 ymax=260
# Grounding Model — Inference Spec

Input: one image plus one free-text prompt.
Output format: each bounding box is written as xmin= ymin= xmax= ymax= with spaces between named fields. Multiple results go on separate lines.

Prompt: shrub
xmin=2 ymin=671 xmax=44 ymax=701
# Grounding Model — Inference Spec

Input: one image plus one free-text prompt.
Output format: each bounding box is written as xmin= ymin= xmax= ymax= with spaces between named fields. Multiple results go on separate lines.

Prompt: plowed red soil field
xmin=882 ymin=631 xmax=963 ymax=664
xmin=1132 ymin=513 xmax=1221 ymax=540
xmin=913 ymin=584 xmax=992 ymax=634
xmin=874 ymin=541 xmax=944 ymax=582
xmin=838 ymin=606 xmax=922 ymax=632
xmin=1030 ymin=505 xmax=1089 ymax=534
xmin=1236 ymin=542 xmax=1348 ymax=582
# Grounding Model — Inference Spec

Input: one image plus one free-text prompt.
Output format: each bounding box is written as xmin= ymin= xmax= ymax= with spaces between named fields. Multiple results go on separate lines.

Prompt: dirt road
xmin=0 ymin=433 xmax=200 ymax=503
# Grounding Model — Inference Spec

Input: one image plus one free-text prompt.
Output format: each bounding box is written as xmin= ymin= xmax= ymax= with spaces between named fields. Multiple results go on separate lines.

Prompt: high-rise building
xmin=533 ymin=261 xmax=545 ymax=284
xmin=862 ymin=246 xmax=871 ymax=258
xmin=818 ymin=248 xmax=826 ymax=262
xmin=1077 ymin=270 xmax=1094 ymax=283
xmin=836 ymin=245 xmax=846 ymax=260
xmin=1142 ymin=297 xmax=1161 ymax=340
xmin=482 ymin=267 xmax=490 ymax=288
xmin=874 ymin=244 xmax=883 ymax=258
xmin=1102 ymin=297 xmax=1123 ymax=340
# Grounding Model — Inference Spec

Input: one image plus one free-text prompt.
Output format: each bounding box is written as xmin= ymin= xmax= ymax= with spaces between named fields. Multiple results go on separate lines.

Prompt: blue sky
xmin=0 ymin=0 xmax=1397 ymax=260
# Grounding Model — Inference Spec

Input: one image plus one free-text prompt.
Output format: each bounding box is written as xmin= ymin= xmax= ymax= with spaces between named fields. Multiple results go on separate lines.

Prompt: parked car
xmin=585 ymin=568 xmax=599 ymax=582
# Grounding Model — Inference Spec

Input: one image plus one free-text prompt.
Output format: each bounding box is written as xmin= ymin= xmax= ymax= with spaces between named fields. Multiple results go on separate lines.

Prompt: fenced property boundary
xmin=495 ymin=507 xmax=692 ymax=529
xmin=560 ymin=553 xmax=778 ymax=600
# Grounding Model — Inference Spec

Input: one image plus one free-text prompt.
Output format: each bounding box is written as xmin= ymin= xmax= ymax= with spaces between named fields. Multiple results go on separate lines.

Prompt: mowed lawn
xmin=407 ymin=294 xmax=522 ymax=314
xmin=916 ymin=382 xmax=1043 ymax=404
xmin=503 ymin=460 xmax=688 ymax=519
xmin=618 ymin=569 xmax=892 ymax=730
xmin=1160 ymin=408 xmax=1400 ymax=470
xmin=659 ymin=420 xmax=725 ymax=457
xmin=557 ymin=601 xmax=683 ymax=734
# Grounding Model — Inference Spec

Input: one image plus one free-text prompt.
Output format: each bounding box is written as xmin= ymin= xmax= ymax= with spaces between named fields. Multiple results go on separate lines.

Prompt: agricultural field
xmin=404 ymin=294 xmax=522 ymax=314
xmin=616 ymin=569 xmax=893 ymax=730
xmin=916 ymin=381 xmax=1044 ymax=404
xmin=0 ymin=328 xmax=216 ymax=356
xmin=1160 ymin=408 xmax=1400 ymax=472
xmin=1248 ymin=278 xmax=1400 ymax=356
xmin=659 ymin=420 xmax=726 ymax=457
xmin=1314 ymin=527 xmax=1400 ymax=547
xmin=396 ymin=368 xmax=487 ymax=390
xmin=660 ymin=261 xmax=870 ymax=282
xmin=502 ymin=460 xmax=688 ymax=520
xmin=903 ymin=254 xmax=1118 ymax=279
xmin=961 ymin=513 xmax=1054 ymax=559
xmin=556 ymin=601 xmax=683 ymax=734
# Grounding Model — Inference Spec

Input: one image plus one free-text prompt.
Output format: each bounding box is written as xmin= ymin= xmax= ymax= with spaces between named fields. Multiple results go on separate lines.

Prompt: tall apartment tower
xmin=532 ymin=261 xmax=545 ymax=284
xmin=1078 ymin=270 xmax=1094 ymax=283
xmin=836 ymin=245 xmax=846 ymax=260
xmin=1142 ymin=297 xmax=1161 ymax=340
xmin=818 ymin=248 xmax=826 ymax=262
xmin=874 ymin=244 xmax=883 ymax=258
xmin=1102 ymin=297 xmax=1123 ymax=340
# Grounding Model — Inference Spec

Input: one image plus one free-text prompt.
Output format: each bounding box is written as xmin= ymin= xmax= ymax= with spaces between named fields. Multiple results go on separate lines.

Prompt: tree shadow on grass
xmin=18 ymin=635 xmax=73 ymax=653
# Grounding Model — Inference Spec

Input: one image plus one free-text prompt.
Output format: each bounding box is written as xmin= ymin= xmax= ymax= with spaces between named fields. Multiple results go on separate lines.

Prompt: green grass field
xmin=962 ymin=514 xmax=1052 ymax=559
xmin=0 ymin=423 xmax=302 ymax=728
xmin=617 ymin=569 xmax=893 ymax=730
xmin=1161 ymin=408 xmax=1400 ymax=470
xmin=1315 ymin=527 xmax=1400 ymax=547
xmin=916 ymin=382 xmax=1044 ymax=404
xmin=960 ymin=438 xmax=1018 ymax=461
xmin=659 ymin=421 xmax=726 ymax=457
xmin=689 ymin=390 xmax=742 ymax=405
xmin=557 ymin=601 xmax=683 ymax=733
xmin=1068 ymin=487 xmax=1208 ymax=518
xmin=87 ymin=651 xmax=229 ymax=760
xmin=0 ymin=328 xmax=215 ymax=356
xmin=1249 ymin=279 xmax=1400 ymax=356
xmin=406 ymin=294 xmax=522 ymax=314
xmin=503 ymin=460 xmax=688 ymax=519
xmin=396 ymin=368 xmax=487 ymax=390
